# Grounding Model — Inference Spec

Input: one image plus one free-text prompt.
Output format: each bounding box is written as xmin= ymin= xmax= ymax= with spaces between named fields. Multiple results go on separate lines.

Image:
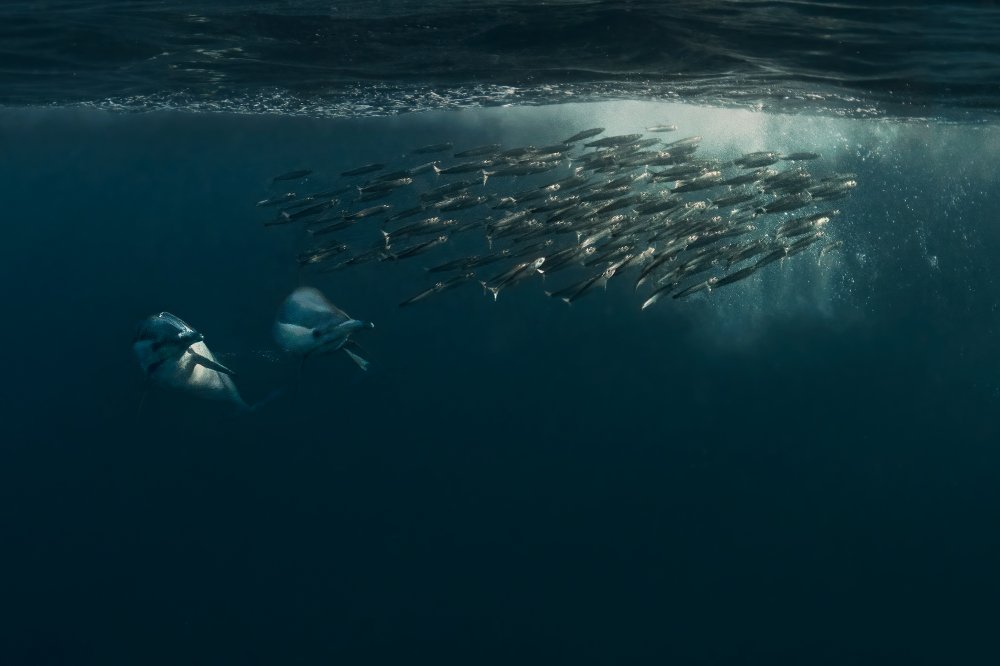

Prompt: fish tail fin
xmin=479 ymin=281 xmax=499 ymax=301
xmin=481 ymin=170 xmax=490 ymax=186
xmin=432 ymin=164 xmax=443 ymax=175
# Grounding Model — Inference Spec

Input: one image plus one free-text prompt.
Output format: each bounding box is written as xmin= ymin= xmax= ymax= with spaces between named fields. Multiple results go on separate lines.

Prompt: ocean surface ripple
xmin=2 ymin=1 xmax=1000 ymax=119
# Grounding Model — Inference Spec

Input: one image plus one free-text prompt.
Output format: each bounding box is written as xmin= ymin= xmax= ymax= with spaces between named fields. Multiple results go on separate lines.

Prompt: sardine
xmin=454 ymin=144 xmax=502 ymax=158
xmin=419 ymin=179 xmax=478 ymax=202
xmin=723 ymin=168 xmax=777 ymax=186
xmin=385 ymin=205 xmax=425 ymax=222
xmin=481 ymin=257 xmax=545 ymax=301
xmin=782 ymin=152 xmax=821 ymax=161
xmin=734 ymin=151 xmax=780 ymax=168
xmin=257 ymin=193 xmax=296 ymax=207
xmin=433 ymin=161 xmax=493 ymax=175
xmin=641 ymin=281 xmax=679 ymax=310
xmin=562 ymin=127 xmax=605 ymax=144
xmin=272 ymin=169 xmax=312 ymax=182
xmin=410 ymin=143 xmax=453 ymax=155
xmin=753 ymin=247 xmax=788 ymax=270
xmin=783 ymin=230 xmax=825 ymax=257
xmin=438 ymin=194 xmax=491 ymax=211
xmin=673 ymin=277 xmax=718 ymax=299
xmin=673 ymin=171 xmax=723 ymax=193
xmin=662 ymin=136 xmax=702 ymax=149
xmin=298 ymin=242 xmax=349 ymax=266
xmin=584 ymin=134 xmax=643 ymax=148
xmin=712 ymin=265 xmax=757 ymax=289
xmin=278 ymin=200 xmax=337 ymax=222
xmin=482 ymin=161 xmax=559 ymax=184
xmin=547 ymin=271 xmax=608 ymax=304
xmin=358 ymin=177 xmax=413 ymax=194
xmin=343 ymin=204 xmax=392 ymax=221
xmin=409 ymin=161 xmax=440 ymax=175
xmin=341 ymin=163 xmax=385 ymax=177
xmin=757 ymin=191 xmax=813 ymax=214
xmin=388 ymin=235 xmax=449 ymax=260
xmin=399 ymin=272 xmax=476 ymax=307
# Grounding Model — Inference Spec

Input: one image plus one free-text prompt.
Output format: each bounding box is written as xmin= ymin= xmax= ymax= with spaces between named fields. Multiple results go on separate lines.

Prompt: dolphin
xmin=273 ymin=287 xmax=374 ymax=370
xmin=133 ymin=312 xmax=248 ymax=409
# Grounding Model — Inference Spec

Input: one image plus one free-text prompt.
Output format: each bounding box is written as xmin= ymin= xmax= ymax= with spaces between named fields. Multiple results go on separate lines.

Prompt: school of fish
xmin=259 ymin=125 xmax=855 ymax=311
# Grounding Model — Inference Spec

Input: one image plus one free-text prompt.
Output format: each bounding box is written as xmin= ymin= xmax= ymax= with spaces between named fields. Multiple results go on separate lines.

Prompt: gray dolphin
xmin=133 ymin=312 xmax=248 ymax=409
xmin=273 ymin=287 xmax=374 ymax=370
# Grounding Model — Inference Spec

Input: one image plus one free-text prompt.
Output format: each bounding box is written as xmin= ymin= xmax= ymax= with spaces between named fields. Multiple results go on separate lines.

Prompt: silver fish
xmin=481 ymin=257 xmax=546 ymax=301
xmin=257 ymin=192 xmax=296 ymax=207
xmin=584 ymin=133 xmax=643 ymax=148
xmin=387 ymin=234 xmax=449 ymax=260
xmin=781 ymin=152 xmax=821 ymax=161
xmin=272 ymin=169 xmax=312 ymax=182
xmin=343 ymin=204 xmax=392 ymax=221
xmin=410 ymin=142 xmax=453 ymax=154
xmin=454 ymin=144 xmax=502 ymax=158
xmin=673 ymin=277 xmax=718 ymax=299
xmin=399 ymin=272 xmax=477 ymax=307
xmin=734 ymin=151 xmax=780 ymax=168
xmin=341 ymin=163 xmax=385 ymax=177
xmin=562 ymin=127 xmax=605 ymax=144
xmin=433 ymin=161 xmax=493 ymax=175
xmin=712 ymin=265 xmax=757 ymax=289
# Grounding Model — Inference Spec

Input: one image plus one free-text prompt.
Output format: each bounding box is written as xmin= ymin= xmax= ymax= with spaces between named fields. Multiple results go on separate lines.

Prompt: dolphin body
xmin=133 ymin=312 xmax=248 ymax=409
xmin=273 ymin=287 xmax=374 ymax=370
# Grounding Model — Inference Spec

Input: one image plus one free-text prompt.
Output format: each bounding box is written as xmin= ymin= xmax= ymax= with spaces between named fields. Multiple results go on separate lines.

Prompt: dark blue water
xmin=3 ymin=3 xmax=1000 ymax=665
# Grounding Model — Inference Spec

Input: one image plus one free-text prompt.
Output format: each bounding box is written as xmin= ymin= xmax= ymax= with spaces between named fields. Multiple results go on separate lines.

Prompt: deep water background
xmin=2 ymin=101 xmax=1000 ymax=664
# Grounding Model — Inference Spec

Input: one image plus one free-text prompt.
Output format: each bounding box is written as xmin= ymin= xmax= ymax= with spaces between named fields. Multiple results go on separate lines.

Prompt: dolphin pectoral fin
xmin=342 ymin=343 xmax=370 ymax=371
xmin=188 ymin=351 xmax=238 ymax=377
